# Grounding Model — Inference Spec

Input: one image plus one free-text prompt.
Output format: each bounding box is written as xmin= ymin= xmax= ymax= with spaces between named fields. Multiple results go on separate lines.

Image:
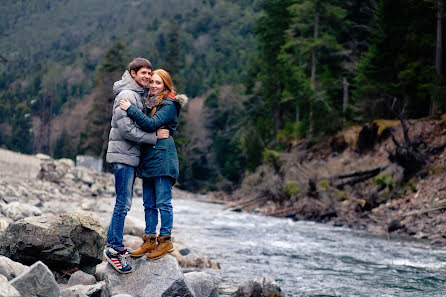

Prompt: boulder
xmin=182 ymin=253 xmax=221 ymax=270
xmin=102 ymin=255 xmax=194 ymax=297
xmin=10 ymin=261 xmax=60 ymax=297
xmin=0 ymin=274 xmax=21 ymax=297
xmin=60 ymin=282 xmax=105 ymax=297
xmin=0 ymin=212 xmax=106 ymax=272
xmin=0 ymin=255 xmax=28 ymax=281
xmin=67 ymin=270 xmax=97 ymax=286
xmin=184 ymin=271 xmax=220 ymax=297
xmin=232 ymin=277 xmax=284 ymax=297
xmin=1 ymin=201 xmax=42 ymax=221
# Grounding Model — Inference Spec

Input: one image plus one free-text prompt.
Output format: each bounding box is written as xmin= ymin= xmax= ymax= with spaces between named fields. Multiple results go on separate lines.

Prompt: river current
xmin=129 ymin=197 xmax=446 ymax=296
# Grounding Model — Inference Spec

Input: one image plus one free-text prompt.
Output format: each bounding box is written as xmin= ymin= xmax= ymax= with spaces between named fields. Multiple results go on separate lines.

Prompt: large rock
xmin=232 ymin=277 xmax=284 ymax=297
xmin=67 ymin=270 xmax=97 ymax=286
xmin=0 ymin=255 xmax=28 ymax=281
xmin=0 ymin=212 xmax=106 ymax=271
xmin=60 ymin=282 xmax=105 ymax=297
xmin=0 ymin=274 xmax=20 ymax=297
xmin=1 ymin=201 xmax=42 ymax=221
xmin=10 ymin=261 xmax=60 ymax=297
xmin=102 ymin=255 xmax=195 ymax=297
xmin=185 ymin=271 xmax=220 ymax=297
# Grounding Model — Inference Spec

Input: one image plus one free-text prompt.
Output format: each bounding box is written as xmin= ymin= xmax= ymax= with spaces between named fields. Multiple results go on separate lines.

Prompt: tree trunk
xmin=436 ymin=0 xmax=444 ymax=76
xmin=343 ymin=77 xmax=349 ymax=114
xmin=433 ymin=0 xmax=444 ymax=114
xmin=309 ymin=12 xmax=319 ymax=136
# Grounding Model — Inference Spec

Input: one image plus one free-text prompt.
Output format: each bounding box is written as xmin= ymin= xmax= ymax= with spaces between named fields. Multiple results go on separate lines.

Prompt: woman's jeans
xmin=106 ymin=163 xmax=135 ymax=250
xmin=142 ymin=177 xmax=173 ymax=236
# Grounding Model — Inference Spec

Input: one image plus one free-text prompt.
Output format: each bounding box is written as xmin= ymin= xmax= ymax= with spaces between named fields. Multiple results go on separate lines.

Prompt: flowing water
xmin=130 ymin=197 xmax=446 ymax=297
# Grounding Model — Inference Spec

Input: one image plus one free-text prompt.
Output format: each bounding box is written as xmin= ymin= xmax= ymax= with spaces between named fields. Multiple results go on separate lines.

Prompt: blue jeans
xmin=143 ymin=177 xmax=173 ymax=236
xmin=106 ymin=163 xmax=135 ymax=250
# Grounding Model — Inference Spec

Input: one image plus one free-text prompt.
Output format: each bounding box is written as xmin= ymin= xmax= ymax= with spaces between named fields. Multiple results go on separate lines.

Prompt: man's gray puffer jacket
xmin=106 ymin=70 xmax=157 ymax=167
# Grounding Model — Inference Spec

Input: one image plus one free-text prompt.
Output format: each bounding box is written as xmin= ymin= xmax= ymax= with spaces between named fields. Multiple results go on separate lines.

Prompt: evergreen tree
xmin=281 ymin=0 xmax=349 ymax=136
xmin=165 ymin=21 xmax=185 ymax=92
xmin=53 ymin=129 xmax=76 ymax=160
xmin=354 ymin=0 xmax=441 ymax=119
xmin=11 ymin=103 xmax=33 ymax=154
xmin=78 ymin=41 xmax=128 ymax=163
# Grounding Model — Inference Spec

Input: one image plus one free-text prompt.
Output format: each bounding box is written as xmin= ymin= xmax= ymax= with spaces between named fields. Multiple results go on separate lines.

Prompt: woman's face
xmin=149 ymin=73 xmax=165 ymax=95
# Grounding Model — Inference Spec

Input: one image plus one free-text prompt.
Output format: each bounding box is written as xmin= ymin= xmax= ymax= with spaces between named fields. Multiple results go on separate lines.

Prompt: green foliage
xmin=354 ymin=0 xmax=443 ymax=119
xmin=262 ymin=149 xmax=282 ymax=171
xmin=317 ymin=179 xmax=330 ymax=190
xmin=284 ymin=180 xmax=301 ymax=196
xmin=373 ymin=173 xmax=396 ymax=190
xmin=53 ymin=129 xmax=76 ymax=160
xmin=10 ymin=103 xmax=33 ymax=154
xmin=78 ymin=41 xmax=127 ymax=157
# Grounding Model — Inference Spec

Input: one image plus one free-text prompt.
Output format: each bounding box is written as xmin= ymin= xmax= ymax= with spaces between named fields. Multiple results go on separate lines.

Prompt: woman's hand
xmin=119 ymin=99 xmax=131 ymax=111
xmin=157 ymin=127 xmax=170 ymax=139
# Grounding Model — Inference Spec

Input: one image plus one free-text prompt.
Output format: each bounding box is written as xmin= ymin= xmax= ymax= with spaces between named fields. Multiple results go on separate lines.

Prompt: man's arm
xmin=114 ymin=91 xmax=163 ymax=145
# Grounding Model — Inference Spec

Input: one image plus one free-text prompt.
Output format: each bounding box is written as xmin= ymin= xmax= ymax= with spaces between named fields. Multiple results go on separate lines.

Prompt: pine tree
xmin=165 ymin=21 xmax=185 ymax=92
xmin=11 ymin=103 xmax=33 ymax=154
xmin=354 ymin=0 xmax=439 ymax=119
xmin=78 ymin=41 xmax=128 ymax=164
xmin=281 ymin=0 xmax=349 ymax=136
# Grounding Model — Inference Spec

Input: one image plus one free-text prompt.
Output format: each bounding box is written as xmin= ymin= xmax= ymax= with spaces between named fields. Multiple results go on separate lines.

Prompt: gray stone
xmin=232 ymin=277 xmax=284 ymax=297
xmin=0 ymin=255 xmax=28 ymax=281
xmin=76 ymin=155 xmax=103 ymax=173
xmin=60 ymin=281 xmax=104 ymax=297
xmin=10 ymin=261 xmax=60 ymax=297
xmin=0 ymin=275 xmax=20 ymax=297
xmin=1 ymin=201 xmax=42 ymax=221
xmin=112 ymin=294 xmax=134 ymax=297
xmin=0 ymin=212 xmax=106 ymax=271
xmin=0 ymin=215 xmax=11 ymax=230
xmin=102 ymin=254 xmax=194 ymax=297
xmin=68 ymin=270 xmax=97 ymax=286
xmin=185 ymin=271 xmax=220 ymax=297
xmin=182 ymin=253 xmax=221 ymax=269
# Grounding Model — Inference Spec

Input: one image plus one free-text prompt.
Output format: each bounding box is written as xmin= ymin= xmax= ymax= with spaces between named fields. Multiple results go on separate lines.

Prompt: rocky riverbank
xmin=212 ymin=117 xmax=446 ymax=246
xmin=0 ymin=149 xmax=283 ymax=297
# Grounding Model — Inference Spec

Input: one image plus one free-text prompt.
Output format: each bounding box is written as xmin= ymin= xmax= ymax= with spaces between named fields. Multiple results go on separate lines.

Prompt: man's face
xmin=131 ymin=67 xmax=152 ymax=87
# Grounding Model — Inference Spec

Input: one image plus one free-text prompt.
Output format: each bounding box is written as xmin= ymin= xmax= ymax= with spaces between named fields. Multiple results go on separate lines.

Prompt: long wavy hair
xmin=150 ymin=69 xmax=176 ymax=117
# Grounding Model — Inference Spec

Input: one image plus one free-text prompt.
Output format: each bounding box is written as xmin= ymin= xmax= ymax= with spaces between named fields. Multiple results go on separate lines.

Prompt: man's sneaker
xmin=103 ymin=247 xmax=133 ymax=273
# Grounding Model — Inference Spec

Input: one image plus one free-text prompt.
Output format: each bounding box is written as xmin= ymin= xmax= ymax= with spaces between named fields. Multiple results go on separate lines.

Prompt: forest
xmin=0 ymin=0 xmax=445 ymax=192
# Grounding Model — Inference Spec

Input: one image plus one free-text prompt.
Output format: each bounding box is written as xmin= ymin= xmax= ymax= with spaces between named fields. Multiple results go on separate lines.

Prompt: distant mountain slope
xmin=0 ymin=0 xmax=260 ymax=104
xmin=0 ymin=0 xmax=260 ymax=153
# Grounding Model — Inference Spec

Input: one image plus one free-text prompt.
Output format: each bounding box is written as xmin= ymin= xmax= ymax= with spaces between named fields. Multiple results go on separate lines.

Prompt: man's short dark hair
xmin=128 ymin=57 xmax=152 ymax=74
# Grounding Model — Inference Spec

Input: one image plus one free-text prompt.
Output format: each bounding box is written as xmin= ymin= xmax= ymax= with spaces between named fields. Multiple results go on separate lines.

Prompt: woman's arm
xmin=120 ymin=99 xmax=176 ymax=132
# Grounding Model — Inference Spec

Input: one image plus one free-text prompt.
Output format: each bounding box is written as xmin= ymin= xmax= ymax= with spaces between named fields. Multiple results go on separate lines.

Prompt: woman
xmin=119 ymin=69 xmax=188 ymax=260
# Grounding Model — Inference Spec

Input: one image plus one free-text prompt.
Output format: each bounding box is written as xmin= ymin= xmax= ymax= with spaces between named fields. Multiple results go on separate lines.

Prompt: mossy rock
xmin=372 ymin=119 xmax=401 ymax=137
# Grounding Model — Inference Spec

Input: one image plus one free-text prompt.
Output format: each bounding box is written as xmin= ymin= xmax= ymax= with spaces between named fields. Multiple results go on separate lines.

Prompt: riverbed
xmin=129 ymin=197 xmax=446 ymax=296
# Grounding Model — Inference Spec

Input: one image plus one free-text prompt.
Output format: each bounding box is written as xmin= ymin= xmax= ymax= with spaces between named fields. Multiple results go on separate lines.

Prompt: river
xmin=129 ymin=196 xmax=446 ymax=297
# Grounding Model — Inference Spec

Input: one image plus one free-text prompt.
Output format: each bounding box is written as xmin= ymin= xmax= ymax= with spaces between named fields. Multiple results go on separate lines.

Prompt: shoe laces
xmin=118 ymin=250 xmax=130 ymax=267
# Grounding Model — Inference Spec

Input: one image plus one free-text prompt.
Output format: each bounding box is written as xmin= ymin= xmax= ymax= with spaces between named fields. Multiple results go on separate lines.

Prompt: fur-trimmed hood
xmin=173 ymin=94 xmax=188 ymax=108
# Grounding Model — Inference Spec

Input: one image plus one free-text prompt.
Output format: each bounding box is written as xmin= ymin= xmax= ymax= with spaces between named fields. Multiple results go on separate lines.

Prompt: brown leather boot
xmin=131 ymin=234 xmax=157 ymax=257
xmin=147 ymin=235 xmax=174 ymax=260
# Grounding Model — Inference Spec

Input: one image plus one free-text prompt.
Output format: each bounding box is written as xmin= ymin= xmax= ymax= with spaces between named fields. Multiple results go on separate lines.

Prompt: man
xmin=103 ymin=57 xmax=169 ymax=273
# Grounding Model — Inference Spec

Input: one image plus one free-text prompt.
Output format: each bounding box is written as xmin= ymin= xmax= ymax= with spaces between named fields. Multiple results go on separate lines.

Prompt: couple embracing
xmin=103 ymin=57 xmax=188 ymax=273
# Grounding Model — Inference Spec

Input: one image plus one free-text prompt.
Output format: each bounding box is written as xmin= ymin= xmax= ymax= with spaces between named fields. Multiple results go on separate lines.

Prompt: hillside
xmin=0 ymin=0 xmax=260 ymax=153
xmin=216 ymin=116 xmax=446 ymax=246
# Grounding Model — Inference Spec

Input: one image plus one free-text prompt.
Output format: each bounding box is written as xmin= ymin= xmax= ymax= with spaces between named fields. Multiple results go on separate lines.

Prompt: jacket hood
xmin=172 ymin=94 xmax=189 ymax=108
xmin=113 ymin=70 xmax=147 ymax=96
